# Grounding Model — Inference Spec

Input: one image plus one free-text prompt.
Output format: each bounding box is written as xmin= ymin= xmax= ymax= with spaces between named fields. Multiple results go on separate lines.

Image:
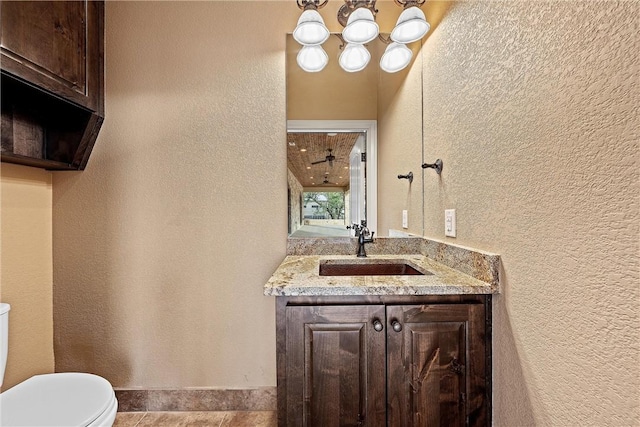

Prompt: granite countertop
xmin=264 ymin=253 xmax=499 ymax=297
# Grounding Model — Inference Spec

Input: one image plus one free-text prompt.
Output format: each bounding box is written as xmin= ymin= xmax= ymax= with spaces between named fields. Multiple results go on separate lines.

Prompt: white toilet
xmin=0 ymin=303 xmax=118 ymax=426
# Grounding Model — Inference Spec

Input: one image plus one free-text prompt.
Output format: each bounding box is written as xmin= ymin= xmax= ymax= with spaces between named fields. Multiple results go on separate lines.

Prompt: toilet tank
xmin=0 ymin=303 xmax=10 ymax=388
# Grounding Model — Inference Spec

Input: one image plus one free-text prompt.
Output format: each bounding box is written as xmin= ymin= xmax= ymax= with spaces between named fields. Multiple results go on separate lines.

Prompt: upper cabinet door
xmin=0 ymin=1 xmax=104 ymax=114
xmin=386 ymin=304 xmax=489 ymax=427
xmin=285 ymin=305 xmax=387 ymax=427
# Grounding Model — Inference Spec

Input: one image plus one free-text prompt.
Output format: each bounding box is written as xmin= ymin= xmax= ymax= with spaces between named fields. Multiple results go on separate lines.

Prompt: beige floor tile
xmin=135 ymin=411 xmax=227 ymax=427
xmin=113 ymin=412 xmax=147 ymax=427
xmin=220 ymin=411 xmax=277 ymax=427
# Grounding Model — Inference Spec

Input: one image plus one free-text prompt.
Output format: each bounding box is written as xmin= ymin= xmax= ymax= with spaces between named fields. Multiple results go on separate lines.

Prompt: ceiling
xmin=287 ymin=132 xmax=362 ymax=188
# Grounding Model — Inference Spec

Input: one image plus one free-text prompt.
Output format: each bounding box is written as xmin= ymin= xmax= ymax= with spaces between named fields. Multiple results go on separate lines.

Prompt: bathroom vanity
xmin=265 ymin=239 xmax=499 ymax=426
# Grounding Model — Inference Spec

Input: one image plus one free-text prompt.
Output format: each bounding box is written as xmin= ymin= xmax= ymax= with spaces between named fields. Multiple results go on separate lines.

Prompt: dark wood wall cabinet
xmin=277 ymin=295 xmax=491 ymax=426
xmin=1 ymin=1 xmax=104 ymax=170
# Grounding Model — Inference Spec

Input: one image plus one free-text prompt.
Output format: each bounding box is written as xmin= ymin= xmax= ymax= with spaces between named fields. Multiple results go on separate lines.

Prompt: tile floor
xmin=114 ymin=411 xmax=276 ymax=427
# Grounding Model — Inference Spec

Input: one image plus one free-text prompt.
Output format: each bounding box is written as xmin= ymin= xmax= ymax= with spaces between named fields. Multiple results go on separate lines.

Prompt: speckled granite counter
xmin=264 ymin=238 xmax=500 ymax=296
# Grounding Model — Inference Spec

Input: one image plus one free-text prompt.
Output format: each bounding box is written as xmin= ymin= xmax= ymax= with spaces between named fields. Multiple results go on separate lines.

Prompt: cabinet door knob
xmin=391 ymin=320 xmax=403 ymax=332
xmin=372 ymin=319 xmax=384 ymax=332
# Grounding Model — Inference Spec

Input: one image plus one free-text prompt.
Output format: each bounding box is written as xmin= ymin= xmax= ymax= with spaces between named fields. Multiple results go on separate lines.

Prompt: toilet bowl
xmin=0 ymin=304 xmax=118 ymax=427
xmin=0 ymin=373 xmax=118 ymax=427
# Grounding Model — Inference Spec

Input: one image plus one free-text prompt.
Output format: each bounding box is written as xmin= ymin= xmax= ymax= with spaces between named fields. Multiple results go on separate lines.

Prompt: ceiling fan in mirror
xmin=311 ymin=148 xmax=336 ymax=167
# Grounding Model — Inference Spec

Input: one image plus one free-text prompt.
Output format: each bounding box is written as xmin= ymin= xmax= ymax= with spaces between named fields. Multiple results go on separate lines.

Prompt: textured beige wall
xmin=377 ymin=40 xmax=424 ymax=237
xmin=52 ymin=1 xmax=297 ymax=387
xmin=286 ymin=34 xmax=378 ymax=120
xmin=421 ymin=1 xmax=639 ymax=425
xmin=0 ymin=164 xmax=54 ymax=390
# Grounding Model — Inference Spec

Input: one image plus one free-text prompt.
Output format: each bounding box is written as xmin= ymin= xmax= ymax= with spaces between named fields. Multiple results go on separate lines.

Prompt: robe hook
xmin=422 ymin=159 xmax=443 ymax=175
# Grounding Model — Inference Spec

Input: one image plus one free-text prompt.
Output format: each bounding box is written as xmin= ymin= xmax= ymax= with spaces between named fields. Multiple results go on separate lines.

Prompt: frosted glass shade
xmin=380 ymin=42 xmax=413 ymax=73
xmin=297 ymin=45 xmax=328 ymax=72
xmin=390 ymin=6 xmax=430 ymax=44
xmin=293 ymin=10 xmax=330 ymax=46
xmin=342 ymin=8 xmax=379 ymax=44
xmin=339 ymin=43 xmax=371 ymax=73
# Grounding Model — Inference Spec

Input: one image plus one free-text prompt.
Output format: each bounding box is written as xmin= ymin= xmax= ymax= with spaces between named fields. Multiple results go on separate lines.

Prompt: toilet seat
xmin=0 ymin=372 xmax=117 ymax=427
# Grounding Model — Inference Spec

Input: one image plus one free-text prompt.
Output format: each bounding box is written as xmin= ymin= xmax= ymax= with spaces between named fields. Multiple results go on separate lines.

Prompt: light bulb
xmin=339 ymin=43 xmax=371 ymax=73
xmin=380 ymin=42 xmax=413 ymax=73
xmin=293 ymin=10 xmax=330 ymax=46
xmin=391 ymin=6 xmax=430 ymax=44
xmin=297 ymin=45 xmax=328 ymax=72
xmin=342 ymin=8 xmax=379 ymax=44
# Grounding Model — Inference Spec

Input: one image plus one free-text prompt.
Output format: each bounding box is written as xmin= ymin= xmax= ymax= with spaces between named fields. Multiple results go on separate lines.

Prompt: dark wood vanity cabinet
xmin=1 ymin=1 xmax=104 ymax=170
xmin=277 ymin=295 xmax=491 ymax=427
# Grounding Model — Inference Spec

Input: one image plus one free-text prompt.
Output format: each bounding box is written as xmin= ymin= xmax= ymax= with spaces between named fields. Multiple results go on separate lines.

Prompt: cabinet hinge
xmin=361 ymin=152 xmax=366 ymax=162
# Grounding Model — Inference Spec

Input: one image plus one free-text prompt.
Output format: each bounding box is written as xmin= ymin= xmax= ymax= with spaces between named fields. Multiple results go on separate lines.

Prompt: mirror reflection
xmin=287 ymin=33 xmax=423 ymax=238
xmin=287 ymin=131 xmax=365 ymax=237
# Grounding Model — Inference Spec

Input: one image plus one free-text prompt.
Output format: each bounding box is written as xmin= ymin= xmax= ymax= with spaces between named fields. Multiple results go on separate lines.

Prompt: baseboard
xmin=114 ymin=387 xmax=276 ymax=412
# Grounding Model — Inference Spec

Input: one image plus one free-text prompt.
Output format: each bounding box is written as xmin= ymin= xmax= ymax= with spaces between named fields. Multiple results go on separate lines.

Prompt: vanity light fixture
xmin=297 ymin=45 xmax=329 ymax=72
xmin=293 ymin=0 xmax=430 ymax=73
xmin=380 ymin=41 xmax=413 ymax=73
xmin=391 ymin=0 xmax=430 ymax=44
xmin=293 ymin=0 xmax=330 ymax=46
xmin=339 ymin=43 xmax=371 ymax=72
xmin=339 ymin=2 xmax=379 ymax=44
xmin=294 ymin=0 xmax=331 ymax=72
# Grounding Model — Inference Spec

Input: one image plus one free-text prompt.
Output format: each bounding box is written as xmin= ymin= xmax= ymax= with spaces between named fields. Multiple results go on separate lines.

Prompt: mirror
xmin=287 ymin=33 xmax=423 ymax=238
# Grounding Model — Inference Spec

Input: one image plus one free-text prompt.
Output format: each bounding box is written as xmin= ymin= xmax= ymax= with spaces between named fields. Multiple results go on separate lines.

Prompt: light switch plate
xmin=402 ymin=210 xmax=408 ymax=229
xmin=445 ymin=209 xmax=456 ymax=237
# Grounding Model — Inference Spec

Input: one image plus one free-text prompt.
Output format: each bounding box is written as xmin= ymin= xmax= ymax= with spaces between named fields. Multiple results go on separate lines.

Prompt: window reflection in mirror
xmin=287 ymin=131 xmax=366 ymax=237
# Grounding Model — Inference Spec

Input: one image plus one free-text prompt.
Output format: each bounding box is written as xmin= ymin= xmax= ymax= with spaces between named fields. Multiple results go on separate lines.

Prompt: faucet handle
xmin=347 ymin=223 xmax=362 ymax=237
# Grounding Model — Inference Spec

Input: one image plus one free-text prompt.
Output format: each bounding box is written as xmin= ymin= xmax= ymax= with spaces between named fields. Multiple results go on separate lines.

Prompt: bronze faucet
xmin=356 ymin=220 xmax=375 ymax=257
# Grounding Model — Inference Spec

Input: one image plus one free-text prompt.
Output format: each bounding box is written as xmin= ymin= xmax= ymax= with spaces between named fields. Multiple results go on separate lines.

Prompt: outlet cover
xmin=402 ymin=210 xmax=408 ymax=229
xmin=445 ymin=209 xmax=456 ymax=237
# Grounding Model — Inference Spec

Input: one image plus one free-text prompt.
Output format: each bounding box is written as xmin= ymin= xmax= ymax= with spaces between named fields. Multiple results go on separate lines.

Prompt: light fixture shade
xmin=293 ymin=10 xmax=330 ymax=46
xmin=339 ymin=43 xmax=371 ymax=73
xmin=380 ymin=42 xmax=413 ymax=73
xmin=297 ymin=45 xmax=329 ymax=72
xmin=390 ymin=6 xmax=430 ymax=44
xmin=342 ymin=8 xmax=379 ymax=44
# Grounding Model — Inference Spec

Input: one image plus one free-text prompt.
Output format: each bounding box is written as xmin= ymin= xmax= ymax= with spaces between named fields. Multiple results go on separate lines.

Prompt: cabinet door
xmin=0 ymin=1 xmax=104 ymax=113
xmin=387 ymin=304 xmax=488 ymax=426
xmin=285 ymin=305 xmax=386 ymax=427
